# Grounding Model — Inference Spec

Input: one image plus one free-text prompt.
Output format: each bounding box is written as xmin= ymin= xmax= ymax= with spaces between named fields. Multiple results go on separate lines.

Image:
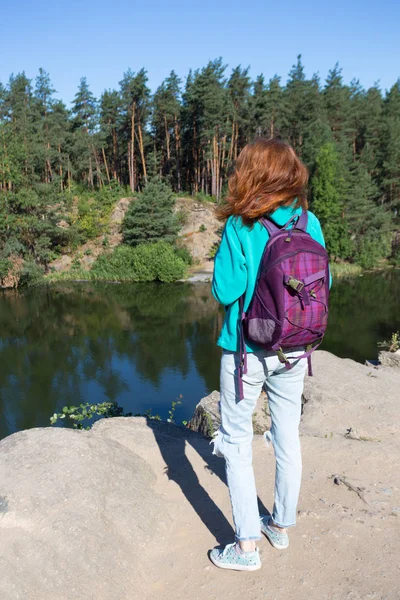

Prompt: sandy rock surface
xmin=0 ymin=351 xmax=399 ymax=599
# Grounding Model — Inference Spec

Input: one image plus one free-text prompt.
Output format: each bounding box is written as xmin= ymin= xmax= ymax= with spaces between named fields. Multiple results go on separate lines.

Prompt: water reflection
xmin=0 ymin=283 xmax=223 ymax=439
xmin=0 ymin=271 xmax=398 ymax=439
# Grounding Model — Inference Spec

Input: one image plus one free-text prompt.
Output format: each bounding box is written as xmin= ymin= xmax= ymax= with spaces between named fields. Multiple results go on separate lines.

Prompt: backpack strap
xmin=295 ymin=209 xmax=308 ymax=232
xmin=262 ymin=209 xmax=308 ymax=237
xmin=261 ymin=218 xmax=280 ymax=236
xmin=238 ymin=295 xmax=247 ymax=401
xmin=275 ymin=340 xmax=322 ymax=375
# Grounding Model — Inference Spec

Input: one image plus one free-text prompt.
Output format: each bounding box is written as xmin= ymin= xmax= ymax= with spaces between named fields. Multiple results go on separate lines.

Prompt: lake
xmin=0 ymin=270 xmax=399 ymax=440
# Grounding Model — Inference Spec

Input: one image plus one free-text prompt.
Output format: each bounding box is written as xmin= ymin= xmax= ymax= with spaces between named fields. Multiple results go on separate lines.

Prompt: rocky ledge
xmin=0 ymin=351 xmax=399 ymax=600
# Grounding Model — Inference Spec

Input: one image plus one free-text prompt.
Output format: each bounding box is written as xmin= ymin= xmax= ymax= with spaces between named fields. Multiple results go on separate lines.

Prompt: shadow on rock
xmin=146 ymin=418 xmax=269 ymax=545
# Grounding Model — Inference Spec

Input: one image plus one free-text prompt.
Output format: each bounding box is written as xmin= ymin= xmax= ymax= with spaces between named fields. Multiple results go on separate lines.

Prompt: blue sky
xmin=0 ymin=0 xmax=399 ymax=104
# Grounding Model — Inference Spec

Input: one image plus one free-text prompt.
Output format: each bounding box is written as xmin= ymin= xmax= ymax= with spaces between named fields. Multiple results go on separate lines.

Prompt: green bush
xmin=136 ymin=243 xmax=186 ymax=283
xmin=174 ymin=245 xmax=193 ymax=266
xmin=390 ymin=245 xmax=400 ymax=266
xmin=77 ymin=214 xmax=102 ymax=239
xmin=355 ymin=232 xmax=392 ymax=270
xmin=18 ymin=260 xmax=44 ymax=287
xmin=0 ymin=258 xmax=11 ymax=282
xmin=91 ymin=242 xmax=187 ymax=283
xmin=91 ymin=246 xmax=138 ymax=281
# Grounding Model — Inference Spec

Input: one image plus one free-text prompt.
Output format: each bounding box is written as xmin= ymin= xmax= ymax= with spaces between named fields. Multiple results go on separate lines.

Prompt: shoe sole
xmin=209 ymin=554 xmax=261 ymax=571
xmin=261 ymin=528 xmax=289 ymax=550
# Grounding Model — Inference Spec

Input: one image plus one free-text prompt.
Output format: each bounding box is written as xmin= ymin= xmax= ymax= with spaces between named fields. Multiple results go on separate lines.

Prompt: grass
xmin=330 ymin=263 xmax=363 ymax=278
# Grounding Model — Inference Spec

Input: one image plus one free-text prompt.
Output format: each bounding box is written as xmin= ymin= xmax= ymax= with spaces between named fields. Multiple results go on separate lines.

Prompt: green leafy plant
xmin=71 ymin=256 xmax=81 ymax=271
xmin=208 ymin=242 xmax=219 ymax=260
xmin=378 ymin=332 xmax=400 ymax=353
xmin=168 ymin=395 xmax=183 ymax=423
xmin=50 ymin=397 xmax=184 ymax=430
xmin=50 ymin=401 xmax=131 ymax=430
xmin=199 ymin=224 xmax=207 ymax=232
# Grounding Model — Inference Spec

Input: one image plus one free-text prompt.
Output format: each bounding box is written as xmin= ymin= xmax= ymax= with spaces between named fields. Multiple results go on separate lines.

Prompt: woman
xmin=209 ymin=138 xmax=328 ymax=571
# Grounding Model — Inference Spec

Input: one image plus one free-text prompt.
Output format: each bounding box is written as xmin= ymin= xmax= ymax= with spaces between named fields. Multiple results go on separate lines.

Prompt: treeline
xmin=0 ymin=56 xmax=399 ymax=273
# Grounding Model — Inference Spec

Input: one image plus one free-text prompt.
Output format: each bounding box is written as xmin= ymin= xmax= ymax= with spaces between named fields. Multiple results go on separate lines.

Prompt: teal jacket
xmin=212 ymin=205 xmax=329 ymax=352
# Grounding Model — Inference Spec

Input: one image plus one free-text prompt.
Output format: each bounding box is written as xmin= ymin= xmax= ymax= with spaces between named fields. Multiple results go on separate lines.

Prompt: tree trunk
xmin=58 ymin=145 xmax=63 ymax=191
xmin=234 ymin=121 xmax=239 ymax=159
xmin=174 ymin=116 xmax=181 ymax=192
xmin=211 ymin=134 xmax=217 ymax=198
xmin=228 ymin=120 xmax=235 ymax=162
xmin=92 ymin=146 xmax=104 ymax=188
xmin=102 ymin=147 xmax=111 ymax=183
xmin=67 ymin=156 xmax=71 ymax=192
xmin=220 ymin=133 xmax=227 ymax=203
xmin=129 ymin=103 xmax=136 ymax=192
xmin=137 ymin=122 xmax=147 ymax=183
xmin=164 ymin=114 xmax=170 ymax=162
xmin=193 ymin=123 xmax=198 ymax=193
xmin=112 ymin=128 xmax=118 ymax=181
xmin=88 ymin=156 xmax=94 ymax=188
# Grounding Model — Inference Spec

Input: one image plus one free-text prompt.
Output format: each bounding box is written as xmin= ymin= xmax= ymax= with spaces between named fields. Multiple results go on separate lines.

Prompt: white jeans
xmin=212 ymin=350 xmax=307 ymax=541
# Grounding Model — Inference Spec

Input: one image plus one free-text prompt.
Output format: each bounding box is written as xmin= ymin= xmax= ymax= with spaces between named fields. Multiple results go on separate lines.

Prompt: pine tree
xmin=32 ymin=68 xmax=56 ymax=184
xmin=251 ymin=75 xmax=268 ymax=137
xmin=119 ymin=68 xmax=150 ymax=191
xmin=100 ymin=90 xmax=122 ymax=182
xmin=323 ymin=64 xmax=352 ymax=143
xmin=4 ymin=73 xmax=35 ymax=188
xmin=284 ymin=56 xmax=322 ymax=157
xmin=265 ymin=75 xmax=287 ymax=139
xmin=122 ymin=179 xmax=180 ymax=246
xmin=181 ymin=60 xmax=228 ymax=197
xmin=71 ymin=77 xmax=99 ymax=187
xmin=310 ymin=142 xmax=351 ymax=259
xmin=381 ymin=80 xmax=400 ymax=216
xmin=48 ymin=100 xmax=71 ymax=191
xmin=227 ymin=65 xmax=251 ymax=160
xmin=358 ymin=84 xmax=383 ymax=176
xmin=151 ymin=71 xmax=182 ymax=188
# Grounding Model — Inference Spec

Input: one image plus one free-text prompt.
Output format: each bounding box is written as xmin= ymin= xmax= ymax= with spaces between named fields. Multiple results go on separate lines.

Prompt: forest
xmin=0 ymin=56 xmax=399 ymax=284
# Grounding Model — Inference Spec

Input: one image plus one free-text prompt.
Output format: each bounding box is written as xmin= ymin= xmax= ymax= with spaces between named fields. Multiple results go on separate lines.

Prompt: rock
xmin=185 ymin=271 xmax=213 ymax=283
xmin=56 ymin=219 xmax=70 ymax=229
xmin=378 ymin=350 xmax=400 ymax=369
xmin=0 ymin=425 xmax=167 ymax=600
xmin=51 ymin=254 xmax=72 ymax=272
xmin=302 ymin=350 xmax=400 ymax=441
xmin=187 ymin=390 xmax=221 ymax=437
xmin=175 ymin=198 xmax=221 ymax=267
xmin=110 ymin=197 xmax=133 ymax=224
xmin=187 ymin=389 xmax=270 ymax=438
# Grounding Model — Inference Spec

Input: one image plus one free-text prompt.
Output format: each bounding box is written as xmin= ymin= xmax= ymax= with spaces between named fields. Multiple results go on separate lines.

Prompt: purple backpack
xmin=238 ymin=210 xmax=330 ymax=399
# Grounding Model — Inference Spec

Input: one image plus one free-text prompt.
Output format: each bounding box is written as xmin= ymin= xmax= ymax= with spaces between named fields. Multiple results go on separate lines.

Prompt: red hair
xmin=217 ymin=138 xmax=308 ymax=224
